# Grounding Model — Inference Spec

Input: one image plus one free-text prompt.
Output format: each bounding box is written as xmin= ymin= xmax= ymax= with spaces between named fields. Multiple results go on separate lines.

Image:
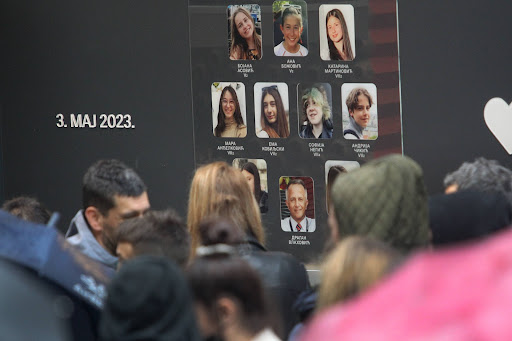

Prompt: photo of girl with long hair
xmin=211 ymin=82 xmax=247 ymax=138
xmin=228 ymin=5 xmax=262 ymax=60
xmin=319 ymin=5 xmax=355 ymax=61
xmin=273 ymin=2 xmax=308 ymax=57
xmin=254 ymin=83 xmax=290 ymax=138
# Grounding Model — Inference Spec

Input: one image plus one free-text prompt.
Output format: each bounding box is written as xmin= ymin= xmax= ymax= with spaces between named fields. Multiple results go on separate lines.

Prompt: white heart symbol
xmin=484 ymin=98 xmax=512 ymax=154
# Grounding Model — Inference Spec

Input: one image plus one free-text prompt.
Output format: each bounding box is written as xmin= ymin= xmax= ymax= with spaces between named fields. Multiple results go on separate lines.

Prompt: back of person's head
xmin=82 ymin=159 xmax=147 ymax=214
xmin=429 ymin=190 xmax=512 ymax=246
xmin=115 ymin=209 xmax=190 ymax=268
xmin=187 ymin=161 xmax=265 ymax=256
xmin=2 ymin=196 xmax=51 ymax=224
xmin=198 ymin=216 xmax=246 ymax=247
xmin=443 ymin=157 xmax=512 ymax=206
xmin=317 ymin=236 xmax=402 ymax=311
xmin=330 ymin=154 xmax=430 ymax=253
xmin=99 ymin=256 xmax=200 ymax=341
xmin=187 ymin=228 xmax=272 ymax=340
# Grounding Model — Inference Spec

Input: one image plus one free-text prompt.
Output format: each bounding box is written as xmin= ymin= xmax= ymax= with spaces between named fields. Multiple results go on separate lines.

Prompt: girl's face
xmin=234 ymin=12 xmax=254 ymax=40
xmin=305 ymin=98 xmax=323 ymax=126
xmin=221 ymin=90 xmax=236 ymax=119
xmin=242 ymin=170 xmax=255 ymax=194
xmin=263 ymin=93 xmax=278 ymax=124
xmin=280 ymin=16 xmax=302 ymax=49
xmin=327 ymin=16 xmax=343 ymax=43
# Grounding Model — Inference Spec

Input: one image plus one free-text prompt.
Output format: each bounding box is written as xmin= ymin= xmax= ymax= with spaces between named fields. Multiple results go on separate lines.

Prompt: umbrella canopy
xmin=0 ymin=209 xmax=114 ymax=309
xmin=300 ymin=226 xmax=512 ymax=340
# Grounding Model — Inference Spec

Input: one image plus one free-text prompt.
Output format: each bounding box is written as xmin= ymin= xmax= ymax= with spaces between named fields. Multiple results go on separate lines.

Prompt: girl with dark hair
xmin=321 ymin=9 xmax=354 ymax=61
xmin=214 ymin=85 xmax=247 ymax=138
xmin=229 ymin=7 xmax=262 ymax=60
xmin=257 ymin=86 xmax=290 ymax=138
xmin=187 ymin=218 xmax=282 ymax=341
xmin=241 ymin=162 xmax=268 ymax=214
xmin=274 ymin=7 xmax=308 ymax=56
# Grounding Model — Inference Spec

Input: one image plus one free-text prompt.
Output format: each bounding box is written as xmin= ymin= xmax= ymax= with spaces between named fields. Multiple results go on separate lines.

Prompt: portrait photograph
xmin=342 ymin=83 xmax=378 ymax=140
xmin=298 ymin=83 xmax=333 ymax=139
xmin=319 ymin=4 xmax=355 ymax=61
xmin=254 ymin=82 xmax=290 ymax=138
xmin=325 ymin=160 xmax=360 ymax=213
xmin=279 ymin=176 xmax=315 ymax=232
xmin=227 ymin=4 xmax=263 ymax=60
xmin=233 ymin=158 xmax=269 ymax=214
xmin=273 ymin=1 xmax=309 ymax=57
xmin=211 ymin=82 xmax=247 ymax=138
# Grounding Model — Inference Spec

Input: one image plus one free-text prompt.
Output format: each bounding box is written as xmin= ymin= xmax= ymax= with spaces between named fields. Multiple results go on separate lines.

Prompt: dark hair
xmin=326 ymin=9 xmax=354 ymax=61
xmin=241 ymin=162 xmax=262 ymax=202
xmin=287 ymin=178 xmax=306 ymax=192
xmin=116 ymin=209 xmax=190 ymax=268
xmin=187 ymin=255 xmax=269 ymax=336
xmin=214 ymin=86 xmax=245 ymax=137
xmin=346 ymin=87 xmax=373 ymax=113
xmin=198 ymin=216 xmax=246 ymax=247
xmin=82 ymin=159 xmax=146 ymax=215
xmin=327 ymin=166 xmax=348 ymax=212
xmin=229 ymin=7 xmax=262 ymax=60
xmin=260 ymin=86 xmax=289 ymax=138
xmin=443 ymin=157 xmax=512 ymax=207
xmin=2 ymin=196 xmax=51 ymax=225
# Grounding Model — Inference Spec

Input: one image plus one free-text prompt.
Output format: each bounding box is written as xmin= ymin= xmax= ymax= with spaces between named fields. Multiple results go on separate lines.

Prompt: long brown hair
xmin=326 ymin=9 xmax=354 ymax=61
xmin=260 ymin=86 xmax=290 ymax=138
xmin=187 ymin=162 xmax=265 ymax=256
xmin=230 ymin=7 xmax=262 ymax=60
xmin=214 ymin=85 xmax=245 ymax=137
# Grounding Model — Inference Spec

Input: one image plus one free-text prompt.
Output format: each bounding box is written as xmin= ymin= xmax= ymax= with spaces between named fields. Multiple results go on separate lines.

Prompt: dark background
xmin=1 ymin=0 xmax=511 ymax=237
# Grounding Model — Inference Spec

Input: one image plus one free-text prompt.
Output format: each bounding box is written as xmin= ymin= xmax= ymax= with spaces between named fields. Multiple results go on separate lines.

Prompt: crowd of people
xmin=2 ymin=154 xmax=512 ymax=340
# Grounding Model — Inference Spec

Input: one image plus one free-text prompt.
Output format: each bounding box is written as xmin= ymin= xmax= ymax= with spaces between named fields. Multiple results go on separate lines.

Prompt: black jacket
xmin=238 ymin=237 xmax=311 ymax=338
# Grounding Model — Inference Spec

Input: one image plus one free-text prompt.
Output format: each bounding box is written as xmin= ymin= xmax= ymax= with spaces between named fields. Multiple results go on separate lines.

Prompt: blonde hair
xmin=187 ymin=162 xmax=265 ymax=257
xmin=317 ymin=236 xmax=401 ymax=311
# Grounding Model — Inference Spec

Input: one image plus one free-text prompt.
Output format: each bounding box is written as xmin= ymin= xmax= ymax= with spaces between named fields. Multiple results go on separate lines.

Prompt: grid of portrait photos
xmin=190 ymin=0 xmax=402 ymax=261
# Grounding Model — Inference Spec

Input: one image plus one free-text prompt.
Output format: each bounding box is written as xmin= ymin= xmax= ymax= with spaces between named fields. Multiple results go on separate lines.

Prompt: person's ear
xmin=84 ymin=206 xmax=104 ymax=233
xmin=215 ymin=297 xmax=237 ymax=327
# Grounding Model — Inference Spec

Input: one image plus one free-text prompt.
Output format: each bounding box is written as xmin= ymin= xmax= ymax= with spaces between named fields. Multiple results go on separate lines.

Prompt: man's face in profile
xmin=286 ymin=184 xmax=308 ymax=222
xmin=99 ymin=192 xmax=150 ymax=255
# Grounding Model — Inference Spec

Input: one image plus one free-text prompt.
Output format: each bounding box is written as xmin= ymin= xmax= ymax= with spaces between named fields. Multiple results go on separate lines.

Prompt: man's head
xmin=82 ymin=159 xmax=150 ymax=256
xmin=285 ymin=179 xmax=309 ymax=222
xmin=115 ymin=209 xmax=190 ymax=269
xmin=2 ymin=196 xmax=51 ymax=225
xmin=443 ymin=157 xmax=512 ymax=206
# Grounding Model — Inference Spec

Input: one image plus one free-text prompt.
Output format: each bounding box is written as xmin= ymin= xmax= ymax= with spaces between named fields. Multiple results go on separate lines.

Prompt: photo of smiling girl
xmin=254 ymin=82 xmax=290 ymax=138
xmin=319 ymin=5 xmax=355 ymax=61
xmin=273 ymin=2 xmax=308 ymax=57
xmin=211 ymin=82 xmax=247 ymax=138
xmin=228 ymin=5 xmax=262 ymax=60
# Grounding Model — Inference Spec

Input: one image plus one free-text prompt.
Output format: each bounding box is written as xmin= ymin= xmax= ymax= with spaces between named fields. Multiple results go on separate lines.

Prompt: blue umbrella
xmin=0 ymin=209 xmax=114 ymax=309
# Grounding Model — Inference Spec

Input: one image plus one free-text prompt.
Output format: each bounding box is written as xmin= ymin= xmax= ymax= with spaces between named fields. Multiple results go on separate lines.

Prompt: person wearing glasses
xmin=274 ymin=6 xmax=308 ymax=57
xmin=229 ymin=6 xmax=262 ymax=60
xmin=214 ymin=85 xmax=247 ymax=138
xmin=299 ymin=84 xmax=333 ymax=139
xmin=257 ymin=85 xmax=290 ymax=138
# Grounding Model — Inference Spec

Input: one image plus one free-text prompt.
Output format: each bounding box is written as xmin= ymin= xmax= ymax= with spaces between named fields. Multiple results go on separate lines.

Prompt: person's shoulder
xmin=300 ymin=44 xmax=309 ymax=56
xmin=237 ymin=124 xmax=247 ymax=137
xmin=320 ymin=48 xmax=330 ymax=60
xmin=307 ymin=217 xmax=316 ymax=232
xmin=343 ymin=130 xmax=358 ymax=139
xmin=257 ymin=129 xmax=269 ymax=138
xmin=274 ymin=42 xmax=284 ymax=55
xmin=230 ymin=45 xmax=242 ymax=60
xmin=281 ymin=217 xmax=290 ymax=231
